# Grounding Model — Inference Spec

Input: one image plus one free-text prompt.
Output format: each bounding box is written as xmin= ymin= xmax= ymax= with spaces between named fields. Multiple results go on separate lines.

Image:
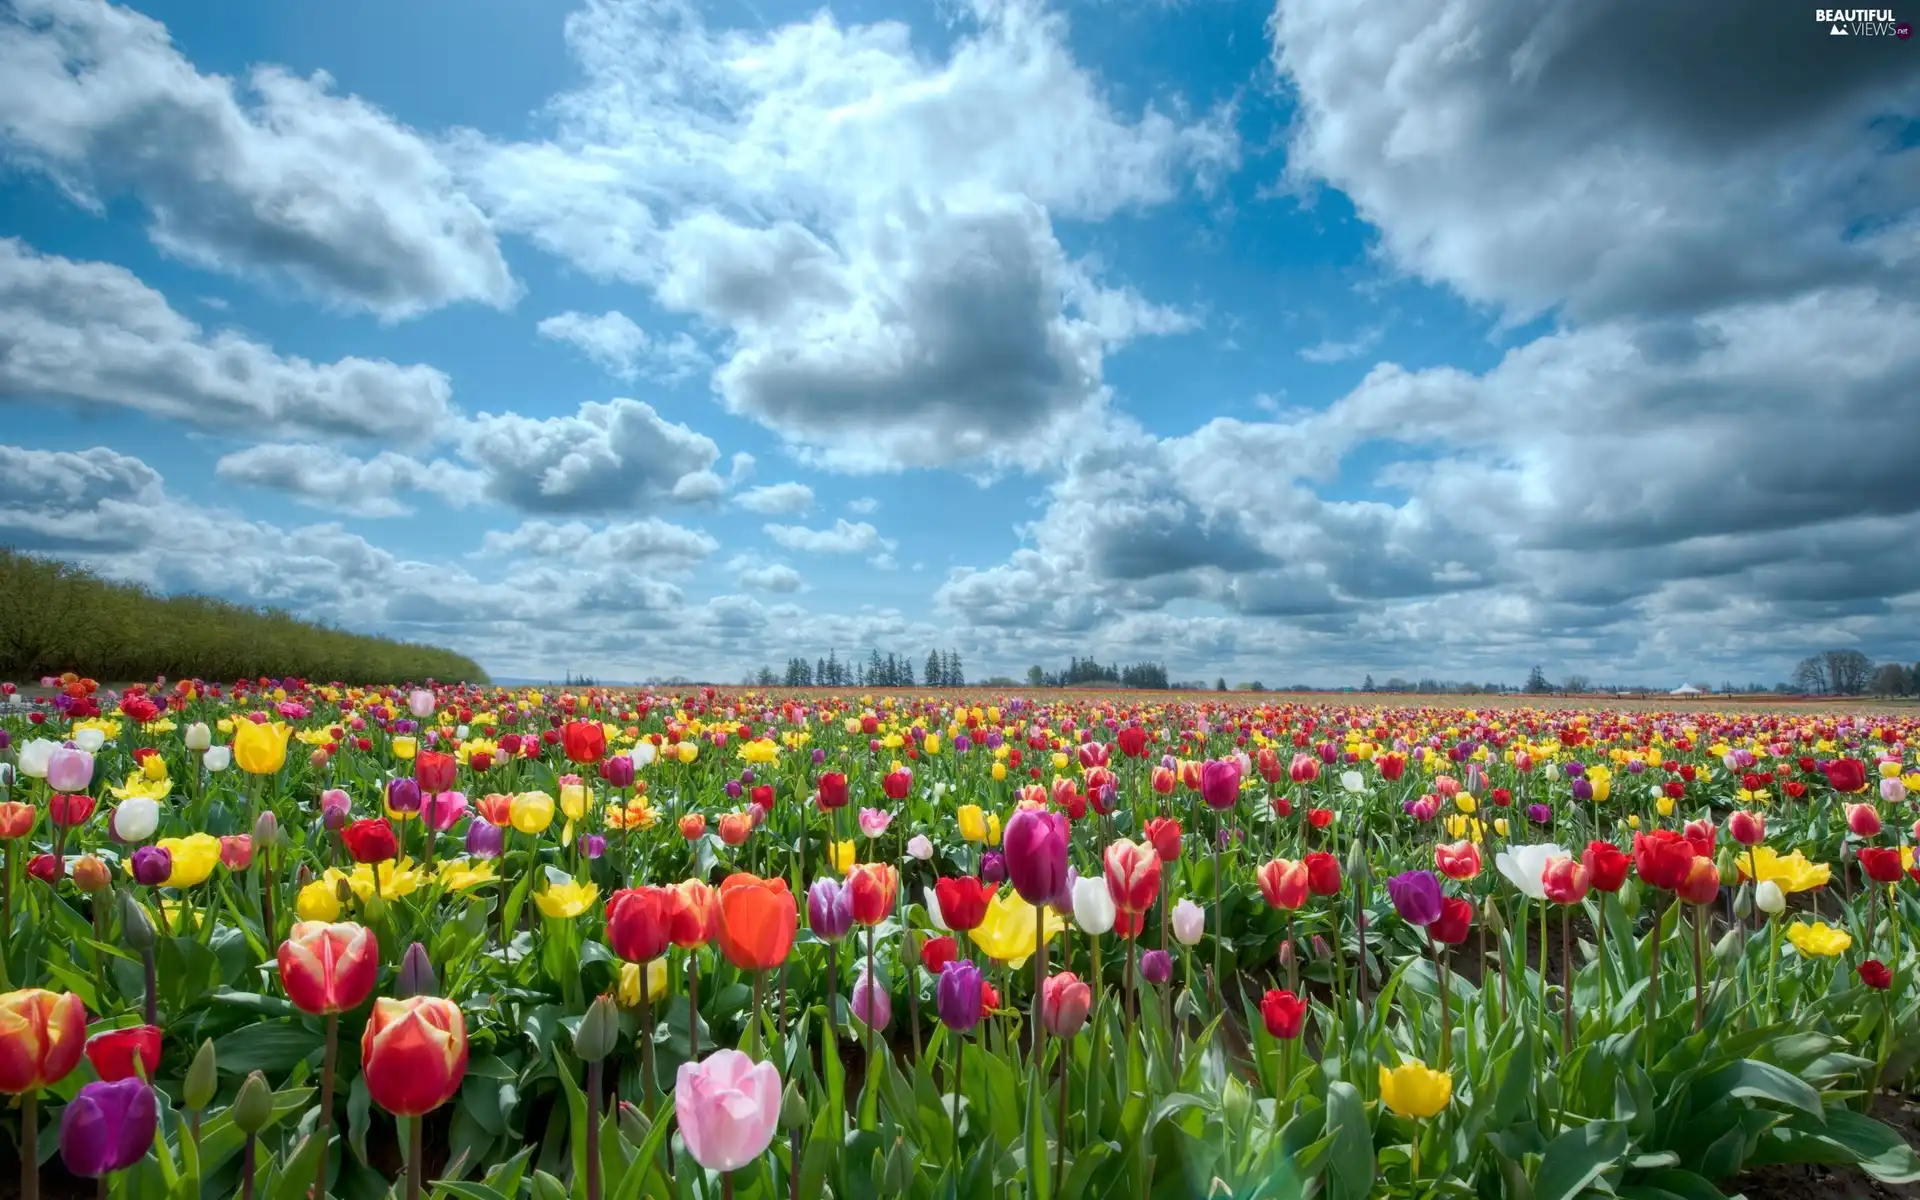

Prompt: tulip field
xmin=2 ymin=677 xmax=1920 ymax=1200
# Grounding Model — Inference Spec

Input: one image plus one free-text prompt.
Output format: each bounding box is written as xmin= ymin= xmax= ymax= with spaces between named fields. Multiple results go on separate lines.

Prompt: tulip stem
xmin=1690 ymin=904 xmax=1705 ymax=1033
xmin=688 ymin=951 xmax=701 ymax=1063
xmin=1052 ymin=1045 xmax=1069 ymax=1193
xmin=1645 ymin=904 xmax=1661 ymax=1076
xmin=316 ymin=1011 xmax=338 ymax=1200
xmin=241 ymin=1133 xmax=256 ymax=1200
xmin=407 ymin=1113 xmax=423 ymax=1200
xmin=20 ymin=1088 xmax=35 ymax=1200
xmin=1561 ymin=908 xmax=1574 ymax=1057
xmin=1210 ymin=836 xmax=1223 ymax=1008
xmin=951 ymin=1030 xmax=965 ymax=1181
xmin=586 ymin=1058 xmax=603 ymax=1200
xmin=1429 ymin=937 xmax=1451 ymax=1071
xmin=639 ymin=981 xmax=656 ymax=1115
xmin=90 ymin=900 xmax=108 ymax=1016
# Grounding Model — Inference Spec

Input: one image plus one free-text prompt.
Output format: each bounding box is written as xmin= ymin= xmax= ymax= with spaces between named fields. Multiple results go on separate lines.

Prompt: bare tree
xmin=1871 ymin=662 xmax=1910 ymax=697
xmin=1822 ymin=650 xmax=1874 ymax=696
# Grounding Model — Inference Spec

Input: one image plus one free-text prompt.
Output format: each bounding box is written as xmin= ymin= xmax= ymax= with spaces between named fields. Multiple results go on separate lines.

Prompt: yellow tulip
xmin=828 ymin=840 xmax=856 ymax=873
xmin=108 ymin=774 xmax=171 ymax=803
xmin=1655 ymin=796 xmax=1675 ymax=818
xmin=923 ymin=735 xmax=940 ymax=755
xmin=390 ymin=736 xmax=418 ymax=761
xmin=986 ymin=813 xmax=1003 ymax=847
xmin=1492 ymin=818 xmax=1509 ymax=837
xmin=232 ymin=721 xmax=291 ymax=775
xmin=1443 ymin=815 xmax=1483 ymax=842
xmin=969 ymin=890 xmax=1064 ymax=970
xmin=157 ymin=834 xmax=221 ymax=888
xmin=1879 ymin=759 xmax=1902 ymax=778
xmin=140 ymin=754 xmax=169 ymax=782
xmin=1453 ymin=795 xmax=1477 ymax=814
xmin=560 ymin=782 xmax=590 ymax=820
xmin=331 ymin=860 xmax=422 ymax=902
xmin=1378 ymin=1060 xmax=1452 ymax=1118
xmin=295 ymin=879 xmax=342 ymax=922
xmin=535 ymin=877 xmax=599 ymax=919
xmin=1587 ymin=765 xmax=1612 ymax=803
xmin=676 ymin=742 xmax=699 ymax=764
xmin=1737 ymin=847 xmax=1831 ymax=894
xmin=618 ymin=959 xmax=669 ymax=1007
xmin=1785 ymin=920 xmax=1851 ymax=958
xmin=1051 ymin=752 xmax=1068 ymax=771
xmin=991 ymin=763 xmax=1007 ymax=782
xmin=511 ymin=791 xmax=556 ymax=835
xmin=437 ymin=858 xmax=498 ymax=891
xmin=957 ymin=805 xmax=988 ymax=843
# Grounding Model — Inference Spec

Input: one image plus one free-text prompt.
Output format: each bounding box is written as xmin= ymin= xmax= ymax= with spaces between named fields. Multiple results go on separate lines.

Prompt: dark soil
xmin=1732 ymin=1096 xmax=1920 ymax=1200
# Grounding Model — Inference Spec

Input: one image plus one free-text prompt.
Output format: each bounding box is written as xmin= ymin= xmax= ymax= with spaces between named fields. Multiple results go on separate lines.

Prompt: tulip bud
xmin=781 ymin=1079 xmax=809 ymax=1130
xmin=880 ymin=1136 xmax=913 ymax=1194
xmin=1755 ymin=880 xmax=1786 ymax=915
xmin=71 ymin=855 xmax=110 ymax=894
xmin=309 ymin=748 xmax=329 ymax=770
xmin=1175 ymin=987 xmax=1201 ymax=1020
xmin=397 ymin=943 xmax=437 ymax=999
xmin=1479 ymin=896 xmax=1504 ymax=935
xmin=618 ymin=1101 xmax=648 ymax=1142
xmin=1713 ymin=928 xmax=1742 ymax=972
xmin=184 ymin=1038 xmax=218 ymax=1112
xmin=573 ymin=995 xmax=621 ymax=1063
xmin=232 ymin=1070 xmax=273 ymax=1134
xmin=1344 ymin=835 xmax=1368 ymax=886
xmin=119 ymin=890 xmax=155 ymax=951
xmin=253 ymin=809 xmax=279 ymax=850
xmin=1732 ymin=882 xmax=1753 ymax=920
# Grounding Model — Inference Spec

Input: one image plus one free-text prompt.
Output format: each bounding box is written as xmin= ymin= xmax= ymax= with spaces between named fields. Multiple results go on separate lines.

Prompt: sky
xmin=1 ymin=0 xmax=1917 ymax=687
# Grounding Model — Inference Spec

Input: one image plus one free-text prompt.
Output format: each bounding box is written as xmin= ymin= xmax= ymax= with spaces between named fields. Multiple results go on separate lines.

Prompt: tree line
xmin=752 ymin=648 xmax=967 ymax=689
xmin=0 ymin=548 xmax=487 ymax=684
xmin=1793 ymin=650 xmax=1920 ymax=697
xmin=1025 ymin=657 xmax=1171 ymax=689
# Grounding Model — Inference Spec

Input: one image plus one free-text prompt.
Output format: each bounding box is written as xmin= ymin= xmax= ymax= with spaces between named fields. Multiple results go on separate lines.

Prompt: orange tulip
xmin=669 ymin=880 xmax=719 ymax=949
xmin=715 ymin=874 xmax=797 ymax=971
xmin=360 ymin=996 xmax=468 ymax=1116
xmin=0 ymin=989 xmax=85 ymax=1094
xmin=0 ymin=803 xmax=34 ymax=840
xmin=278 ymin=922 xmax=379 ymax=1015
xmin=718 ymin=812 xmax=753 ymax=846
xmin=476 ymin=794 xmax=514 ymax=827
xmin=845 ymin=862 xmax=898 ymax=926
xmin=1256 ymin=858 xmax=1309 ymax=911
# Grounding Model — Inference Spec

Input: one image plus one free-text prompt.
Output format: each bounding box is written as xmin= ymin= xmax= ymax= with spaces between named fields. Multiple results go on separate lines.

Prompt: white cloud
xmin=731 ymin=559 xmax=804 ymax=593
xmin=537 ymin=309 xmax=708 ymax=382
xmin=214 ymin=444 xmax=482 ymax=517
xmin=459 ymin=397 xmax=720 ymax=515
xmin=763 ymin=518 xmax=894 ymax=557
xmin=0 ymin=0 xmax=514 ymax=318
xmin=479 ymin=517 xmax=717 ymax=565
xmin=1297 ymin=326 xmax=1381 ymax=364
xmin=733 ymin=482 xmax=814 ymax=516
xmin=455 ymin=0 xmax=1233 ymax=470
xmin=847 ymin=496 xmax=879 ymax=515
xmin=0 ymin=239 xmax=455 ymax=443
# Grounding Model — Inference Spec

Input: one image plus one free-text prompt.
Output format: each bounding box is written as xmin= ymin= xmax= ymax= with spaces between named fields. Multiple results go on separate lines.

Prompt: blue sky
xmin=2 ymin=0 xmax=1917 ymax=686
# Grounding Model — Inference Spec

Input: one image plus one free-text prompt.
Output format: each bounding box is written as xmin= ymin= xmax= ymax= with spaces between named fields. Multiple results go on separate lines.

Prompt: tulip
xmin=845 ymin=862 xmax=898 ymax=926
xmin=183 ymin=723 xmax=211 ymax=752
xmin=1103 ymin=839 xmax=1161 ymax=915
xmin=361 ymin=996 xmax=468 ymax=1116
xmin=219 ymin=835 xmax=254 ymax=871
xmin=1427 ymin=897 xmax=1473 ymax=945
xmin=407 ymin=689 xmax=436 ymax=718
xmin=46 ymin=747 xmax=93 ymax=793
xmin=1846 ymin=803 xmax=1882 ymax=838
xmin=278 ymin=922 xmax=379 ymax=1015
xmin=1823 ymin=758 xmax=1869 ymax=794
xmin=1496 ymin=842 xmax=1571 ymax=901
xmin=1676 ymin=857 xmax=1721 ymax=907
xmin=937 ymin=960 xmax=984 ymax=1031
xmin=1041 ymin=972 xmax=1092 ymax=1037
xmin=72 ymin=855 xmax=110 ymax=893
xmin=1632 ymin=830 xmax=1695 ymax=891
xmin=509 ymin=791 xmax=555 ymax=834
xmin=1003 ymin=809 xmax=1069 ymax=906
xmin=1139 ymin=949 xmax=1171 ymax=985
xmin=15 ymin=739 xmax=55 ymax=778
xmin=605 ymin=886 xmax=675 ymax=962
xmin=130 ymin=846 xmax=172 ymax=886
xmin=1171 ymin=899 xmax=1205 ymax=946
xmin=1199 ymin=758 xmax=1242 ymax=809
xmin=1582 ymin=841 xmax=1630 ymax=892
xmin=1755 ymin=880 xmax=1786 ymax=915
xmin=817 ymin=772 xmax=849 ymax=810
xmin=1143 ymin=817 xmax=1182 ymax=862
xmin=533 ymin=877 xmax=599 ymax=919
xmin=0 ymin=987 xmax=87 ymax=1091
xmin=59 ymin=1078 xmax=156 ymax=1178
xmin=465 ymin=822 xmax=504 ymax=859
xmin=1071 ymin=876 xmax=1116 ymax=934
xmin=1378 ymin=1059 xmax=1451 ymax=1119
xmin=1857 ymin=847 xmax=1904 ymax=884
xmin=1260 ymin=988 xmax=1307 ymax=1039
xmin=414 ymin=751 xmax=456 ymax=795
xmin=1727 ymin=811 xmax=1764 ymax=846
xmin=343 ymin=819 xmax=398 ymax=864
xmin=232 ymin=722 xmax=291 ymax=775
xmin=1303 ymin=850 xmax=1342 ymax=896
xmin=1541 ymin=856 xmax=1589 ymax=905
xmin=82 ymin=1024 xmax=159 ymax=1084
xmin=716 ymin=874 xmax=797 ymax=972
xmin=850 ymin=970 xmax=891 ymax=1031
xmin=933 ymin=876 xmax=991 ymax=932
xmin=203 ymin=745 xmax=232 ymax=772
xmin=1257 ymin=859 xmax=1309 ymax=910
xmin=807 ymin=877 xmax=855 ymax=942
xmin=675 ymin=1050 xmax=781 ymax=1172
xmin=1387 ymin=870 xmax=1444 ymax=927
xmin=110 ymin=798 xmax=159 ymax=843
xmin=1859 ymin=960 xmax=1893 ymax=990
xmin=561 ymin=720 xmax=607 ymax=764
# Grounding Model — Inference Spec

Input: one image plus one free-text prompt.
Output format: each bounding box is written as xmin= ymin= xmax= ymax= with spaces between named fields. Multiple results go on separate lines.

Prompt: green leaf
xmin=1691 ymin=1060 xmax=1822 ymax=1119
xmin=1323 ymin=1081 xmax=1372 ymax=1200
xmin=1532 ymin=1119 xmax=1628 ymax=1200
xmin=213 ymin=1020 xmax=325 ymax=1076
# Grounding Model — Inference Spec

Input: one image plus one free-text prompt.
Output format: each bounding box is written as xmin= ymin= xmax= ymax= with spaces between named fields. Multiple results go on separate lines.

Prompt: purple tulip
xmin=724 ymin=780 xmax=742 ymax=800
xmin=954 ymin=735 xmax=972 ymax=754
xmin=59 ymin=1079 xmax=157 ymax=1177
xmin=1091 ymin=783 xmax=1116 ymax=815
xmin=1140 ymin=949 xmax=1171 ymax=985
xmin=1528 ymin=803 xmax=1553 ymax=826
xmin=577 ymin=834 xmax=607 ymax=859
xmin=938 ymin=959 xmax=983 ymax=1031
xmin=397 ymin=942 xmax=438 ymax=998
xmin=386 ymin=777 xmax=421 ymax=814
xmin=1563 ymin=760 xmax=1585 ymax=779
xmin=130 ymin=845 xmax=172 ymax=886
xmin=985 ymin=731 xmax=1004 ymax=750
xmin=1626 ymin=759 xmax=1646 ymax=775
xmin=466 ymin=821 xmax=504 ymax=859
xmin=812 ymin=748 xmax=827 ymax=765
xmin=808 ymin=877 xmax=854 ymax=942
xmin=740 ymin=769 xmax=755 ymax=786
xmin=851 ymin=969 xmax=890 ymax=1031
xmin=603 ymin=755 xmax=636 ymax=788
xmin=980 ymin=851 xmax=1007 ymax=886
xmin=1199 ymin=759 xmax=1242 ymax=810
xmin=1003 ymin=809 xmax=1069 ymax=906
xmin=1387 ymin=870 xmax=1443 ymax=927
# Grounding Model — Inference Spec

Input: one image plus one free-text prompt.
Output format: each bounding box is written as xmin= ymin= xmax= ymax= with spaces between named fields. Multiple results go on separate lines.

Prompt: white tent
xmin=1670 ymin=684 xmax=1703 ymax=696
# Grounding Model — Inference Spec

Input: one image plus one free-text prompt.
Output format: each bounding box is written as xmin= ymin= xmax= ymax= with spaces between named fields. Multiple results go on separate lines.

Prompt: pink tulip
xmin=218 ymin=835 xmax=254 ymax=870
xmin=1846 ymin=803 xmax=1882 ymax=838
xmin=674 ymin=1050 xmax=781 ymax=1172
xmin=422 ymin=792 xmax=470 ymax=833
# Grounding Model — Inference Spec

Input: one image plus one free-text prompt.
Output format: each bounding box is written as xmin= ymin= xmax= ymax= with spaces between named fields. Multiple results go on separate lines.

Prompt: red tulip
xmin=1682 ymin=819 xmax=1716 ymax=856
xmin=1426 ymin=896 xmax=1473 ymax=945
xmin=1823 ymin=758 xmax=1868 ymax=794
xmin=1434 ymin=840 xmax=1481 ymax=881
xmin=0 ymin=990 xmax=87 ymax=1093
xmin=1116 ymin=727 xmax=1148 ymax=759
xmin=934 ymin=876 xmax=990 ymax=932
xmin=1858 ymin=846 xmax=1905 ymax=884
xmin=1676 ymin=857 xmax=1721 ymax=906
xmin=1304 ymin=850 xmax=1342 ymax=896
xmin=605 ymin=887 xmax=675 ymax=962
xmin=1143 ymin=817 xmax=1182 ymax=863
xmin=882 ymin=770 xmax=912 ymax=801
xmin=1632 ymin=830 xmax=1695 ymax=891
xmin=1727 ymin=811 xmax=1764 ymax=846
xmin=360 ymin=996 xmax=468 ymax=1116
xmin=414 ymin=751 xmax=456 ymax=793
xmin=1102 ymin=839 xmax=1161 ymax=915
xmin=278 ymin=922 xmax=379 ymax=1015
xmin=1859 ymin=960 xmax=1893 ymax=990
xmin=342 ymin=819 xmax=398 ymax=864
xmin=1541 ymin=856 xmax=1590 ymax=905
xmin=49 ymin=792 xmax=96 ymax=828
xmin=0 ymin=803 xmax=35 ymax=839
xmin=83 ymin=1025 xmax=161 ymax=1083
xmin=668 ymin=880 xmax=719 ymax=949
xmin=1582 ymin=841 xmax=1630 ymax=893
xmin=817 ymin=773 xmax=849 ymax=810
xmin=1847 ymin=804 xmax=1883 ymax=838
xmin=921 ymin=935 xmax=958 ymax=975
xmin=845 ymin=863 xmax=898 ymax=926
xmin=1259 ymin=988 xmax=1307 ymax=1039
xmin=1256 ymin=858 xmax=1308 ymax=911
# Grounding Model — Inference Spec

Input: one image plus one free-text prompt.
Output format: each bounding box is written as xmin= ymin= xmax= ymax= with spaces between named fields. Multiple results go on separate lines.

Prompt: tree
xmin=1871 ymin=662 xmax=1909 ymax=696
xmin=1792 ymin=656 xmax=1828 ymax=694
xmin=1362 ymin=674 xmax=1374 ymax=692
xmin=1524 ymin=665 xmax=1552 ymax=694
xmin=926 ymin=650 xmax=943 ymax=688
xmin=946 ymin=650 xmax=965 ymax=687
xmin=1823 ymin=649 xmax=1874 ymax=696
xmin=1028 ymin=664 xmax=1046 ymax=687
xmin=1563 ymin=674 xmax=1591 ymax=693
xmin=1215 ymin=677 xmax=1228 ymax=692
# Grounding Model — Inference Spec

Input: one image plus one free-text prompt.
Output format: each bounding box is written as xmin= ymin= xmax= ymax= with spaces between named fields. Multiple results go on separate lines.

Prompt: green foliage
xmin=0 ymin=548 xmax=485 ymax=683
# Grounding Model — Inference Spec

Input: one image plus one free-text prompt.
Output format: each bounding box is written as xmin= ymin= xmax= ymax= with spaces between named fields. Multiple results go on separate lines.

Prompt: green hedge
xmin=0 ymin=548 xmax=487 ymax=684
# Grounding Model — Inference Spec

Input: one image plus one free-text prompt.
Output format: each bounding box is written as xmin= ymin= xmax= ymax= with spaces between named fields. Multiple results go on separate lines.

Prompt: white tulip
xmin=922 ymin=885 xmax=950 ymax=931
xmin=1340 ymin=770 xmax=1365 ymax=793
xmin=203 ymin=746 xmax=232 ymax=772
xmin=1755 ymin=880 xmax=1786 ymax=915
xmin=183 ymin=722 xmax=212 ymax=752
xmin=632 ymin=741 xmax=657 ymax=767
xmin=1172 ymin=898 xmax=1206 ymax=945
xmin=113 ymin=798 xmax=160 ymax=842
xmin=409 ymin=689 xmax=436 ymax=719
xmin=1494 ymin=842 xmax=1570 ymax=901
xmin=455 ymin=725 xmax=470 ymax=740
xmin=17 ymin=738 xmax=57 ymax=778
xmin=907 ymin=834 xmax=933 ymax=861
xmin=73 ymin=727 xmax=106 ymax=753
xmin=1072 ymin=876 xmax=1116 ymax=935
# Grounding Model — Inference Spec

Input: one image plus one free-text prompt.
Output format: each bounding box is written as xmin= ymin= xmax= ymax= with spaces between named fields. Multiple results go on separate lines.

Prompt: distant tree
xmin=1872 ymin=662 xmax=1909 ymax=696
xmin=1524 ymin=665 xmax=1552 ymax=694
xmin=1563 ymin=674 xmax=1591 ymax=693
xmin=926 ymin=650 xmax=943 ymax=687
xmin=1215 ymin=677 xmax=1228 ymax=692
xmin=1248 ymin=681 xmax=1266 ymax=692
xmin=755 ymin=665 xmax=777 ymax=687
xmin=946 ymin=650 xmax=965 ymax=687
xmin=1028 ymin=665 xmax=1046 ymax=687
xmin=1823 ymin=650 xmax=1874 ymax=696
xmin=1362 ymin=674 xmax=1375 ymax=692
xmin=1792 ymin=656 xmax=1828 ymax=694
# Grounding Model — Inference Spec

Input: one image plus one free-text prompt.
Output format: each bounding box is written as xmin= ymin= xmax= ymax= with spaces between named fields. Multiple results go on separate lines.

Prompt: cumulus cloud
xmin=0 ymin=239 xmax=455 ymax=443
xmin=0 ymin=0 xmax=514 ymax=318
xmin=479 ymin=517 xmax=717 ymax=565
xmin=763 ymin=519 xmax=894 ymax=557
xmin=458 ymin=397 xmax=720 ymax=515
xmin=733 ymin=482 xmax=814 ymax=516
xmin=734 ymin=561 xmax=803 ymax=593
xmin=537 ymin=309 xmax=708 ymax=382
xmin=214 ymin=444 xmax=482 ymax=517
xmin=456 ymin=0 xmax=1233 ymax=470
